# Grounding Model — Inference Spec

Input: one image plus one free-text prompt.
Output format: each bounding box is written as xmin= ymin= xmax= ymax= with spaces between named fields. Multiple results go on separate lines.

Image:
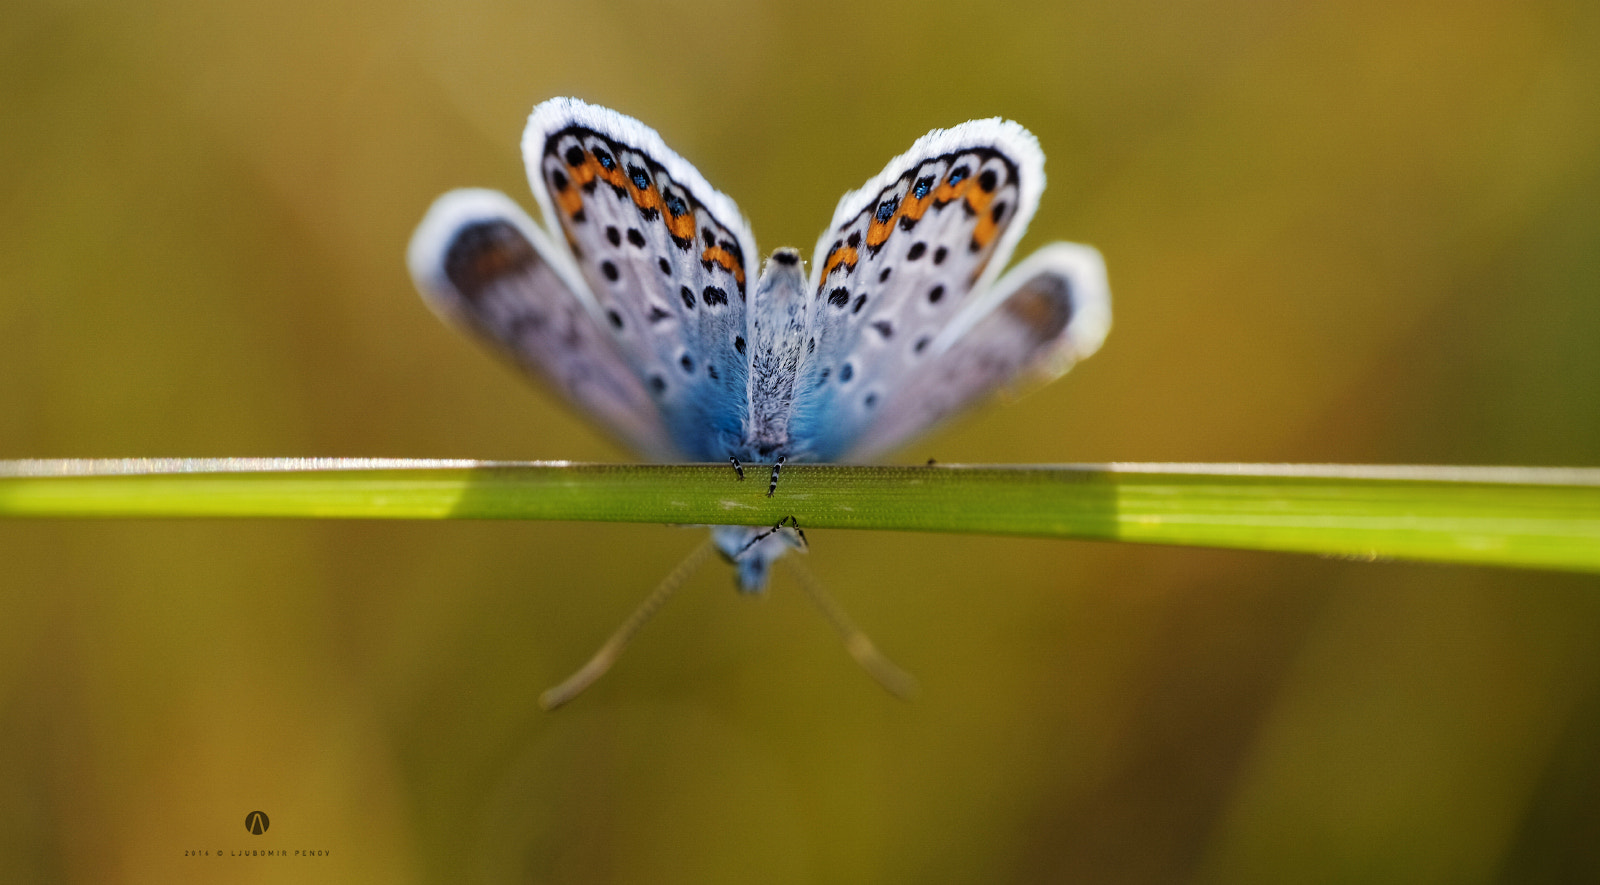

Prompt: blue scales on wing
xmin=522 ymin=99 xmax=758 ymax=462
xmin=782 ymin=119 xmax=1109 ymax=463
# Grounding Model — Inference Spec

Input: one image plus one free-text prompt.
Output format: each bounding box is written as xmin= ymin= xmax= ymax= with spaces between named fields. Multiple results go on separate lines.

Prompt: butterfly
xmin=408 ymin=98 xmax=1110 ymax=702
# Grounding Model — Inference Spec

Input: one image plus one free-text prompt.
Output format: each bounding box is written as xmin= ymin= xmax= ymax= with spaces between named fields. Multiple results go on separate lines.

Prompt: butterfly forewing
xmin=408 ymin=189 xmax=682 ymax=460
xmin=788 ymin=121 xmax=1048 ymax=461
xmin=522 ymin=100 xmax=759 ymax=461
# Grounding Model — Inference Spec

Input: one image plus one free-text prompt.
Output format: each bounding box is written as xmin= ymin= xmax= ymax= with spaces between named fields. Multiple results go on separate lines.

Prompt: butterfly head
xmin=766 ymin=246 xmax=801 ymax=267
xmin=753 ymin=247 xmax=806 ymax=304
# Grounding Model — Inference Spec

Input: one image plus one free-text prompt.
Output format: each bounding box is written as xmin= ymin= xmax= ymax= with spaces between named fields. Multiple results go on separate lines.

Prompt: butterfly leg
xmin=728 ymin=455 xmax=744 ymax=481
xmin=767 ymin=455 xmax=785 ymax=497
xmin=775 ymin=514 xmax=807 ymax=549
xmin=734 ymin=514 xmax=807 ymax=559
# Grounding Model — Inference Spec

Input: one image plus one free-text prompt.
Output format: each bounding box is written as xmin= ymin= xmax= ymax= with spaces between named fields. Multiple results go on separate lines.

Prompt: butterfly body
xmin=410 ymin=98 xmax=1110 ymax=593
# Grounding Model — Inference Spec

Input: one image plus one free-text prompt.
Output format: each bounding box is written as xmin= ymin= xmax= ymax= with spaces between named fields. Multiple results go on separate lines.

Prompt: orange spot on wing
xmin=822 ymin=244 xmax=858 ymax=280
xmin=593 ymin=156 xmax=628 ymax=191
xmin=964 ymin=185 xmax=999 ymax=250
xmin=866 ymin=212 xmax=895 ymax=249
xmin=629 ymin=179 xmax=662 ymax=216
xmin=562 ymin=152 xmax=629 ymax=194
xmin=931 ymin=174 xmax=974 ymax=206
xmin=566 ymin=157 xmax=597 ymax=189
xmin=702 ymin=244 xmax=745 ymax=286
xmin=664 ymin=205 xmax=695 ymax=243
xmin=554 ymin=183 xmax=584 ymax=218
xmin=899 ymin=186 xmax=935 ymax=224
xmin=552 ymin=153 xmax=598 ymax=220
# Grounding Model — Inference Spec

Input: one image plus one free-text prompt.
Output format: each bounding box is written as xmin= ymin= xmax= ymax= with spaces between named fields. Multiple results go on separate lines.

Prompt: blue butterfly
xmin=408 ymin=98 xmax=1110 ymax=700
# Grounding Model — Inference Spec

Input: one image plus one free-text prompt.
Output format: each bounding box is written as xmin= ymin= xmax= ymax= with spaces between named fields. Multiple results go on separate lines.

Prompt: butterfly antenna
xmin=540 ymin=538 xmax=718 ymax=710
xmin=781 ymin=557 xmax=919 ymax=700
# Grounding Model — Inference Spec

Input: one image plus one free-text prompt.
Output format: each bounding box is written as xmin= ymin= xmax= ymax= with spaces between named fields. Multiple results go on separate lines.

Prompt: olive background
xmin=3 ymin=1 xmax=1599 ymax=882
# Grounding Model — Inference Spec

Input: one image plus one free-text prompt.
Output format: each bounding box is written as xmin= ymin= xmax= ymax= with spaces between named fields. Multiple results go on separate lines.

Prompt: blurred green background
xmin=3 ymin=0 xmax=1600 ymax=881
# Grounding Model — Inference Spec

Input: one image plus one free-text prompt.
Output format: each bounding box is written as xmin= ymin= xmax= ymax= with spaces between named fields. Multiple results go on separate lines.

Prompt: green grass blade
xmin=1 ymin=458 xmax=1598 ymax=572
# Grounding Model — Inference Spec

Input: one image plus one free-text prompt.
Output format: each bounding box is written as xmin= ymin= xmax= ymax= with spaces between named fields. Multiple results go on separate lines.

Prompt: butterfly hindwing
xmin=522 ymin=98 xmax=759 ymax=461
xmin=407 ymin=189 xmax=682 ymax=460
xmin=842 ymin=242 xmax=1110 ymax=461
xmin=787 ymin=120 xmax=1049 ymax=461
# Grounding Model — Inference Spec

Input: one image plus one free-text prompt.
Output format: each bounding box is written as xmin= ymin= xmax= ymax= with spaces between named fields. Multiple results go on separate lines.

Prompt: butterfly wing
xmin=521 ymin=98 xmax=759 ymax=462
xmin=408 ymin=188 xmax=684 ymax=460
xmin=788 ymin=119 xmax=1086 ymax=461
xmin=840 ymin=242 xmax=1109 ymax=461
